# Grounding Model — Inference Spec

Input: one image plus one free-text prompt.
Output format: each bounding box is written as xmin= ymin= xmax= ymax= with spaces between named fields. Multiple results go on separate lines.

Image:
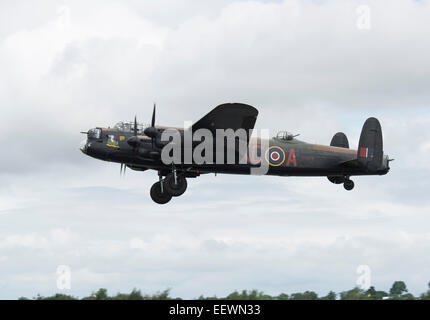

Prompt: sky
xmin=0 ymin=0 xmax=430 ymax=299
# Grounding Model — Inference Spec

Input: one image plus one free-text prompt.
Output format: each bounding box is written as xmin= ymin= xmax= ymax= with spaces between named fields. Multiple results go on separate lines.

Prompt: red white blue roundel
xmin=265 ymin=146 xmax=286 ymax=166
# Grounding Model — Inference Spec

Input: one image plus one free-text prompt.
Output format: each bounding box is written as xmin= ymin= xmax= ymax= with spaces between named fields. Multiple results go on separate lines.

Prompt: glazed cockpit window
xmin=88 ymin=128 xmax=101 ymax=139
xmin=276 ymin=131 xmax=295 ymax=141
xmin=114 ymin=122 xmax=147 ymax=133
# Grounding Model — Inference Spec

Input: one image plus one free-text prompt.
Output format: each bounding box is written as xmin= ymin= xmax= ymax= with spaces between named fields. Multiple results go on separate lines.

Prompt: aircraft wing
xmin=191 ymin=103 xmax=259 ymax=137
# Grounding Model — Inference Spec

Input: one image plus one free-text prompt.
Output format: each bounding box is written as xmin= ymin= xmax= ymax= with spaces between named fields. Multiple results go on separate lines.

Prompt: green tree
xmin=144 ymin=289 xmax=176 ymax=300
xmin=399 ymin=293 xmax=415 ymax=300
xmin=420 ymin=290 xmax=430 ymax=300
xmin=82 ymin=288 xmax=109 ymax=300
xmin=321 ymin=291 xmax=337 ymax=300
xmin=365 ymin=286 xmax=388 ymax=300
xmin=17 ymin=281 xmax=430 ymax=300
xmin=226 ymin=290 xmax=271 ymax=300
xmin=95 ymin=288 xmax=109 ymax=300
xmin=112 ymin=289 xmax=144 ymax=300
xmin=43 ymin=294 xmax=77 ymax=300
xmin=389 ymin=281 xmax=408 ymax=296
xmin=290 ymin=291 xmax=318 ymax=300
xmin=276 ymin=293 xmax=289 ymax=300
xmin=340 ymin=287 xmax=370 ymax=300
xmin=128 ymin=288 xmax=144 ymax=300
xmin=112 ymin=293 xmax=130 ymax=300
xmin=197 ymin=294 xmax=219 ymax=300
xmin=420 ymin=282 xmax=430 ymax=300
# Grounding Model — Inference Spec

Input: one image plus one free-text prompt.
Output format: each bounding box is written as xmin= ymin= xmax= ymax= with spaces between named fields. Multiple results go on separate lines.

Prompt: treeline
xmin=19 ymin=281 xmax=430 ymax=300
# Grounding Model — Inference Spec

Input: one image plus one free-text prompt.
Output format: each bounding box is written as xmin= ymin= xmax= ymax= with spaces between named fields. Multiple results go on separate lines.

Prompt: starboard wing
xmin=191 ymin=103 xmax=259 ymax=138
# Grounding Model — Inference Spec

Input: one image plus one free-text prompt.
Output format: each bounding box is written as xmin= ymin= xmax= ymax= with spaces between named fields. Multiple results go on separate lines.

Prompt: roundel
xmin=265 ymin=146 xmax=286 ymax=167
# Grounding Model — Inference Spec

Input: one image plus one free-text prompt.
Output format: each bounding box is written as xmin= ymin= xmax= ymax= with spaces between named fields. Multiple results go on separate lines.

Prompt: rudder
xmin=358 ymin=117 xmax=383 ymax=171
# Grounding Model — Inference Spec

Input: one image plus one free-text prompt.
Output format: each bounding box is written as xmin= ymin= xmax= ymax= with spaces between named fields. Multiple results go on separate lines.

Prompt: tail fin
xmin=330 ymin=132 xmax=349 ymax=148
xmin=358 ymin=118 xmax=383 ymax=171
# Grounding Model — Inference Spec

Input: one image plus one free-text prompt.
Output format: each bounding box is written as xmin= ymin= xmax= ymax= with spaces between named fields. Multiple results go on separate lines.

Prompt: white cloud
xmin=50 ymin=228 xmax=74 ymax=245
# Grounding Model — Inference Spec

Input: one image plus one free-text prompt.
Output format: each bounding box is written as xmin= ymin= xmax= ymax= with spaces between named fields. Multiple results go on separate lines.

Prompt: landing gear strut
xmin=344 ymin=179 xmax=355 ymax=191
xmin=164 ymin=173 xmax=187 ymax=197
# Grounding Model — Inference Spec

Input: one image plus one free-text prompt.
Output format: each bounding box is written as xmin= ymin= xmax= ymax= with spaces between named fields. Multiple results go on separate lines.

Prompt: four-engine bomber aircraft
xmin=80 ymin=103 xmax=391 ymax=204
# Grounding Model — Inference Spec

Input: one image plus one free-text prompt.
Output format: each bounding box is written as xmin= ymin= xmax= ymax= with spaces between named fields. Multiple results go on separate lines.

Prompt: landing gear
xmin=328 ymin=175 xmax=355 ymax=191
xmin=150 ymin=181 xmax=172 ymax=204
xmin=149 ymin=169 xmax=189 ymax=204
xmin=344 ymin=179 xmax=355 ymax=191
xmin=164 ymin=173 xmax=187 ymax=197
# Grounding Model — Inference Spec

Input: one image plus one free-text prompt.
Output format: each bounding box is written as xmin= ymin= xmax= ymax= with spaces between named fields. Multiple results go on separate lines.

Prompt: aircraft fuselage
xmin=81 ymin=127 xmax=389 ymax=177
xmin=80 ymin=103 xmax=391 ymax=204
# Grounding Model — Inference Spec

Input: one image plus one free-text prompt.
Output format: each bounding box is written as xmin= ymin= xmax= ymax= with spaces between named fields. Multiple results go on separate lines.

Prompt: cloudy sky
xmin=1 ymin=0 xmax=430 ymax=299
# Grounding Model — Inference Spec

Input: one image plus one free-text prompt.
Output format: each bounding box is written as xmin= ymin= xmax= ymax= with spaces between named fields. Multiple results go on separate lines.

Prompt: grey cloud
xmin=0 ymin=0 xmax=430 ymax=300
xmin=1 ymin=0 xmax=429 ymax=176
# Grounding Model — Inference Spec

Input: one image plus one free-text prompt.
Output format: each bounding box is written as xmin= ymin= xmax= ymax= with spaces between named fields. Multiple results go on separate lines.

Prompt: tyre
xmin=344 ymin=180 xmax=355 ymax=191
xmin=164 ymin=174 xmax=187 ymax=197
xmin=150 ymin=181 xmax=172 ymax=204
xmin=328 ymin=176 xmax=345 ymax=185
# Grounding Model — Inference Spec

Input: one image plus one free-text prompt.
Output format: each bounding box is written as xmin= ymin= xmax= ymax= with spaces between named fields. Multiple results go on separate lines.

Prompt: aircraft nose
xmin=80 ymin=139 xmax=88 ymax=154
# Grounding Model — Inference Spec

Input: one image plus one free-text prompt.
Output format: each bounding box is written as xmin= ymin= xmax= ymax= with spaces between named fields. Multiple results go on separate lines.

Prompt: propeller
xmin=120 ymin=163 xmax=126 ymax=176
xmin=126 ymin=116 xmax=140 ymax=150
xmin=126 ymin=103 xmax=162 ymax=158
xmin=144 ymin=103 xmax=158 ymax=149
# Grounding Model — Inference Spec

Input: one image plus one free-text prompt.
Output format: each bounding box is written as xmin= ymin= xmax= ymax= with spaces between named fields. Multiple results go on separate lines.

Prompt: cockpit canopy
xmin=88 ymin=128 xmax=101 ymax=139
xmin=276 ymin=131 xmax=297 ymax=141
xmin=113 ymin=122 xmax=148 ymax=134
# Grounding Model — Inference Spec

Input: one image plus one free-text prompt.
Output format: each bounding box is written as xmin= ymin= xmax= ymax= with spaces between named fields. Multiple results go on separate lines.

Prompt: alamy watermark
xmin=159 ymin=122 xmax=271 ymax=175
xmin=56 ymin=265 xmax=72 ymax=290
xmin=356 ymin=265 xmax=371 ymax=290
xmin=356 ymin=5 xmax=371 ymax=30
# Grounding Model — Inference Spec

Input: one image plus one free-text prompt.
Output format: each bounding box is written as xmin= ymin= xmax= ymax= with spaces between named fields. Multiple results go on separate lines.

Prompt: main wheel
xmin=150 ymin=181 xmax=172 ymax=204
xmin=164 ymin=174 xmax=187 ymax=197
xmin=344 ymin=179 xmax=355 ymax=191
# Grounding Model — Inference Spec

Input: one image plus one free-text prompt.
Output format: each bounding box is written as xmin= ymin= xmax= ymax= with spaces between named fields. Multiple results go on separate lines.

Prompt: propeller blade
xmin=120 ymin=164 xmax=127 ymax=177
xmin=134 ymin=116 xmax=138 ymax=137
xmin=151 ymin=103 xmax=156 ymax=127
xmin=141 ymin=103 xmax=159 ymax=149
